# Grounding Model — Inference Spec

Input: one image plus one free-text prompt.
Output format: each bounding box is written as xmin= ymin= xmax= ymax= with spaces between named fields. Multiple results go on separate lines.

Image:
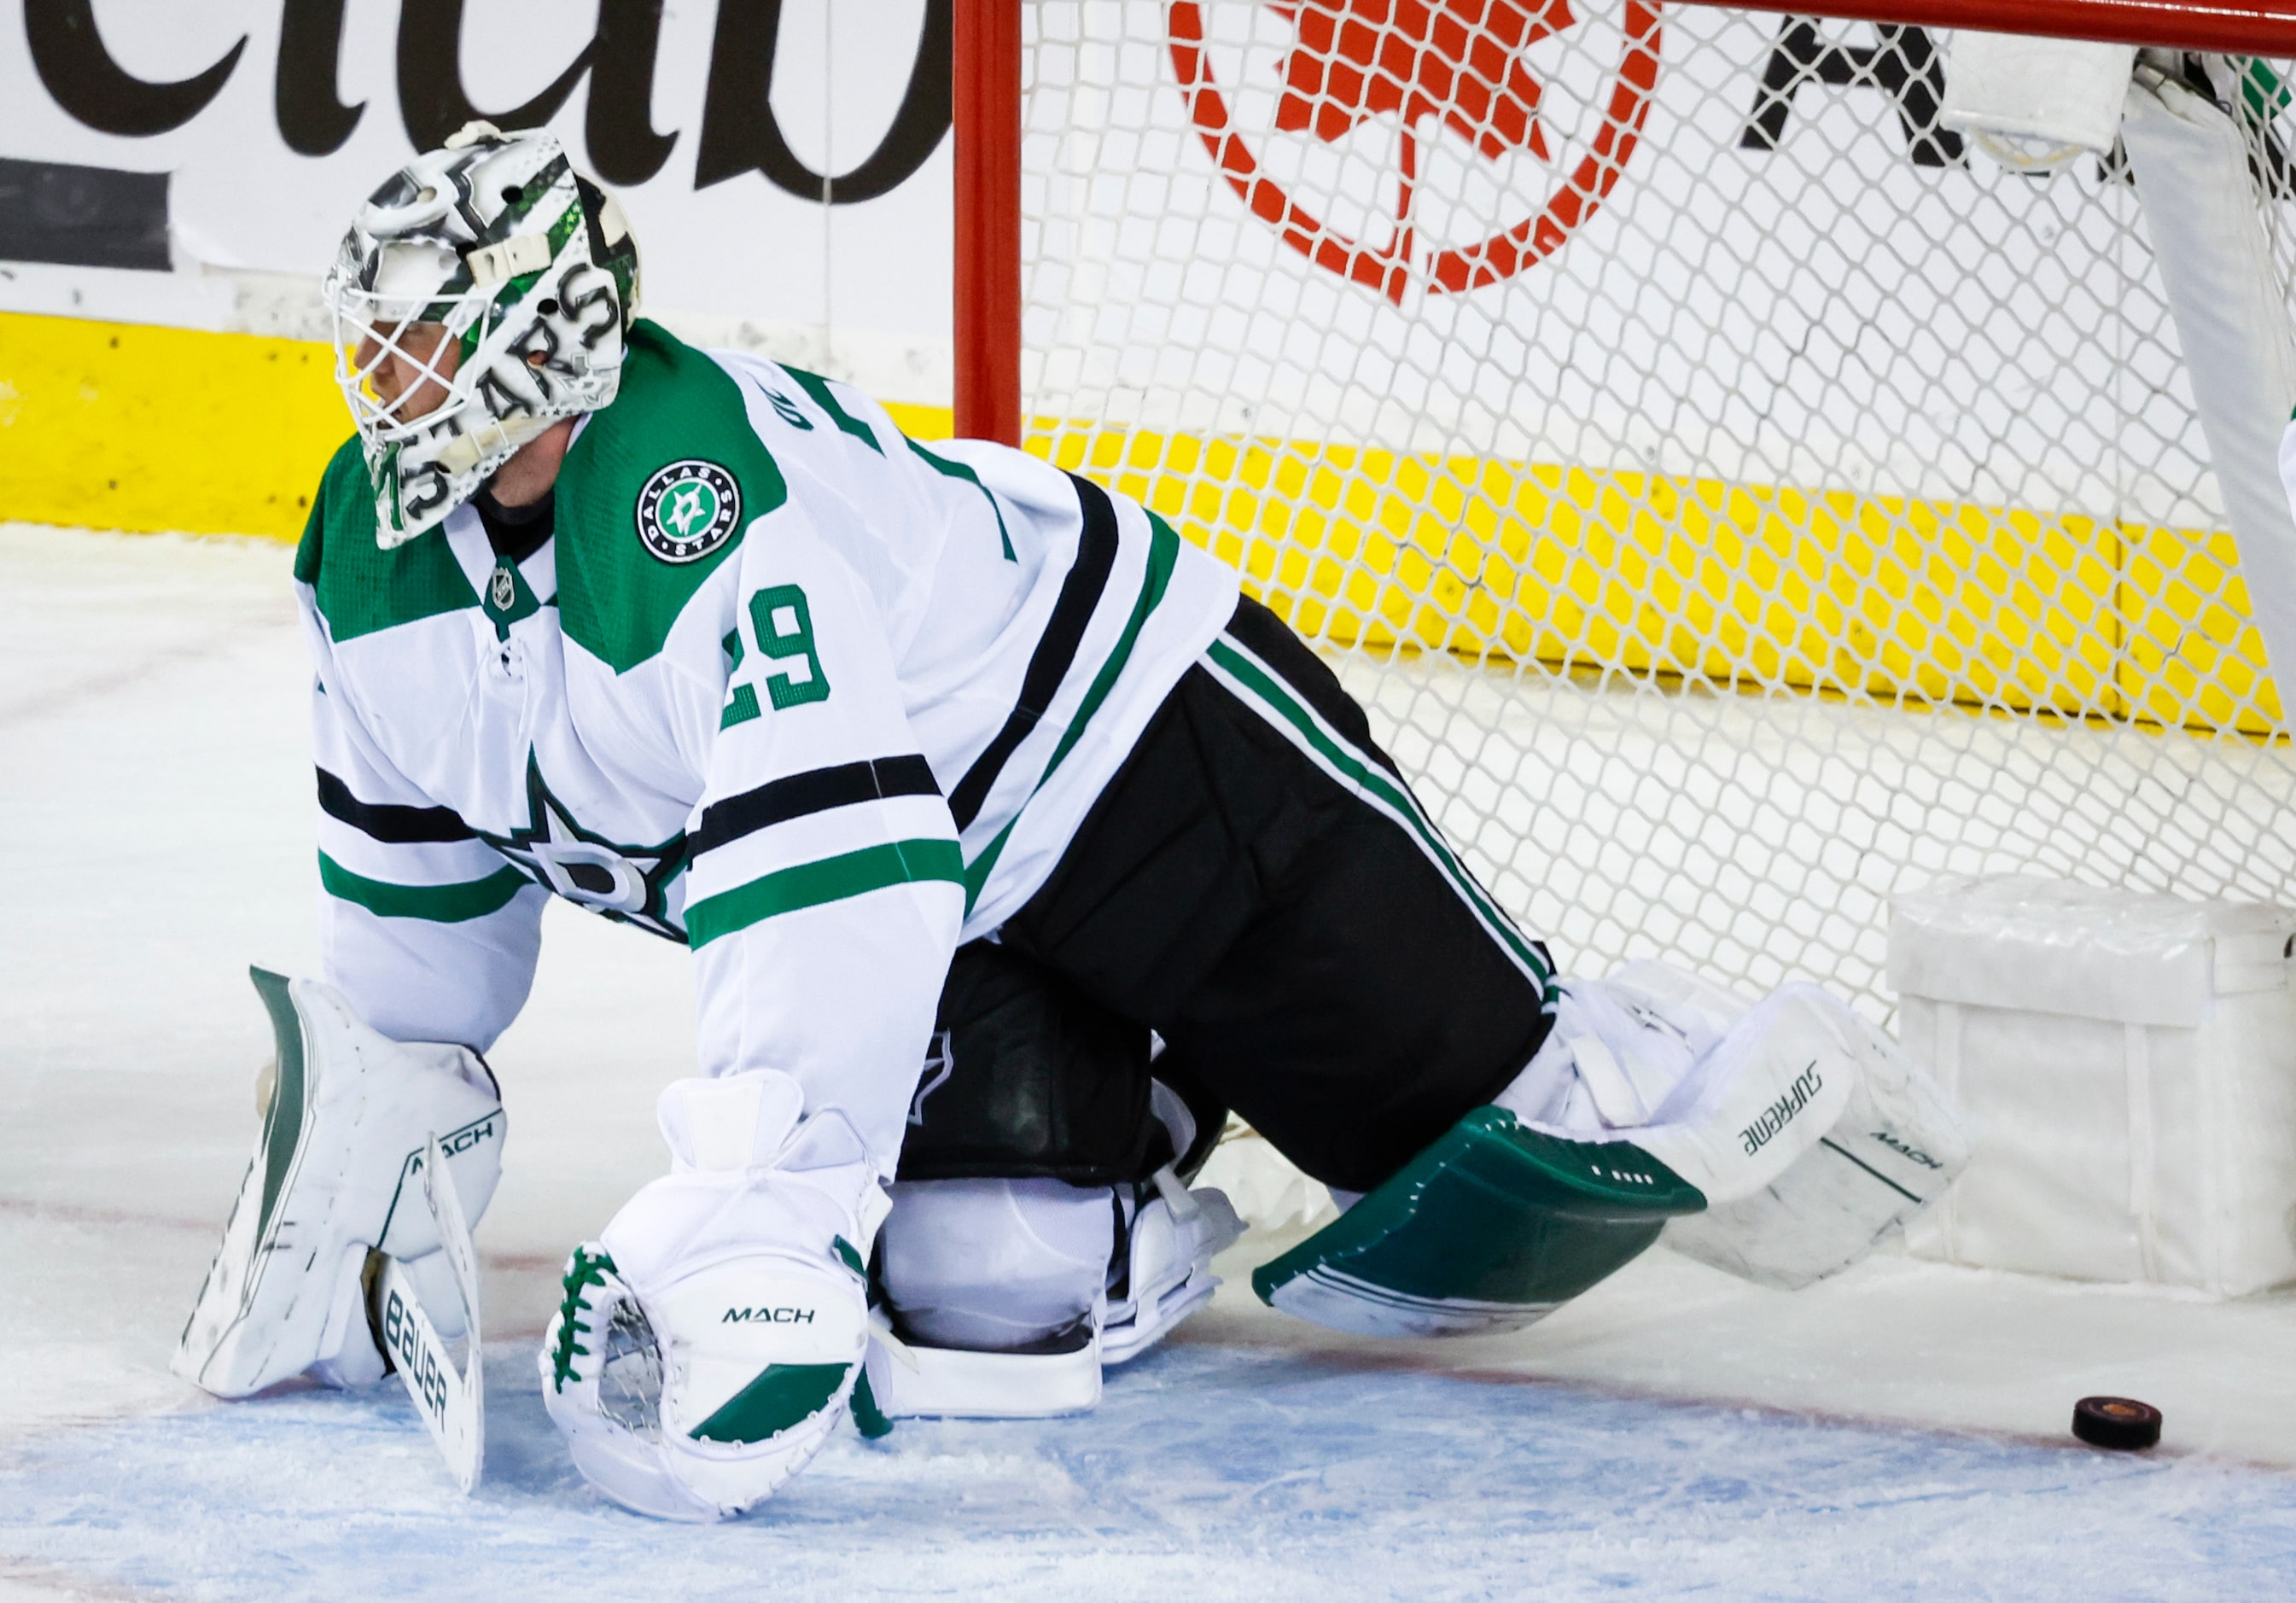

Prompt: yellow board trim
xmin=1030 ymin=424 xmax=2284 ymax=737
xmin=0 ymin=310 xmax=349 ymax=540
xmin=3 ymin=310 xmax=2279 ymax=735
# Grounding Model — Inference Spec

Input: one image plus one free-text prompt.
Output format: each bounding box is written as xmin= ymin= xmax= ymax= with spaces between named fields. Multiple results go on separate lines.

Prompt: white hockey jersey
xmin=295 ymin=320 xmax=1238 ymax=1166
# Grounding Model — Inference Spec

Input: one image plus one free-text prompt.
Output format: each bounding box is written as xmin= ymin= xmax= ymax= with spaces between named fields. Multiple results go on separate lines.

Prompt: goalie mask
xmin=321 ymin=121 xmax=641 ymax=547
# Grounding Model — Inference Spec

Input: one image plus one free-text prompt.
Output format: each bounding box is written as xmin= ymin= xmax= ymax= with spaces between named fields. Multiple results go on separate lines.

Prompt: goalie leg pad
xmin=1498 ymin=961 xmax=1969 ymax=1288
xmin=174 ymin=968 xmax=504 ymax=1399
xmin=1252 ymin=1110 xmax=1705 ymax=1338
xmin=1663 ymin=1000 xmax=1971 ymax=1288
xmin=879 ymin=1177 xmax=1116 ymax=1353
xmin=1618 ymin=984 xmax=1862 ymax=1208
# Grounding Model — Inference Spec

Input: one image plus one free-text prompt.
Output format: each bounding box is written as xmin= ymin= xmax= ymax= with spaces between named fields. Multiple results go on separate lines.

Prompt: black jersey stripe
xmin=691 ymin=755 xmax=941 ymax=858
xmin=946 ymin=473 xmax=1120 ymax=831
xmin=316 ymin=768 xmax=477 ymax=844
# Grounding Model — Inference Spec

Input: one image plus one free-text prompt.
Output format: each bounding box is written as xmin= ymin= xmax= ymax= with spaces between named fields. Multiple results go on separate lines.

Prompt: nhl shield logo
xmin=636 ymin=459 xmax=742 ymax=563
xmin=1168 ymin=0 xmax=1663 ymax=300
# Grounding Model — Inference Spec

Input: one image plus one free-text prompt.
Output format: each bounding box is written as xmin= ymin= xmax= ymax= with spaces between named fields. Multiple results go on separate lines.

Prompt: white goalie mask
xmin=320 ymin=121 xmax=642 ymax=547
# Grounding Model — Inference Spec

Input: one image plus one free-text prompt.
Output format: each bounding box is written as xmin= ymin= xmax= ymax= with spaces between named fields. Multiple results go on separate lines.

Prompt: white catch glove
xmin=539 ymin=1070 xmax=890 ymax=1521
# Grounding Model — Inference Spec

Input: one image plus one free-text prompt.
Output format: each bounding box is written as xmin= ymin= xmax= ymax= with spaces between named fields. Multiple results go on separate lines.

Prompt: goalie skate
xmin=1102 ymin=1168 xmax=1243 ymax=1366
xmin=173 ymin=969 xmax=504 ymax=1400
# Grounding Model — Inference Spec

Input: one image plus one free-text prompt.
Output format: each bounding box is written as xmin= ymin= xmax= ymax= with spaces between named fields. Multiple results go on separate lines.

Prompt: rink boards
xmin=2 ymin=305 xmax=2278 ymax=742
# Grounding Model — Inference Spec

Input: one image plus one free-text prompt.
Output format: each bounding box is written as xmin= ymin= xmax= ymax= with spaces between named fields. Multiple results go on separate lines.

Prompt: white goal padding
xmin=1942 ymin=30 xmax=2136 ymax=163
xmin=1893 ymin=874 xmax=2296 ymax=1297
xmin=2124 ymin=61 xmax=2296 ymax=685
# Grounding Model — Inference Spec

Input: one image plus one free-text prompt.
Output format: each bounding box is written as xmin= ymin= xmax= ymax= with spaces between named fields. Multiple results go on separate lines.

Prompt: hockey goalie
xmin=174 ymin=125 xmax=1970 ymax=1520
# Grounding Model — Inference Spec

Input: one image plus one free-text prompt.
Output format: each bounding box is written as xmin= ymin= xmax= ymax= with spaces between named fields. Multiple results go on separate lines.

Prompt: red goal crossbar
xmin=949 ymin=0 xmax=2296 ymax=446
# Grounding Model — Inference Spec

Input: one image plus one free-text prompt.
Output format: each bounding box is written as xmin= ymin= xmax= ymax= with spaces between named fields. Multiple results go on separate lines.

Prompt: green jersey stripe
xmin=960 ymin=510 xmax=1182 ymax=911
xmin=906 ymin=438 xmax=1016 ymax=560
xmin=784 ymin=368 xmax=883 ymax=455
xmin=318 ymin=852 xmax=531 ymax=923
xmin=686 ymin=837 xmax=964 ymax=947
xmin=1203 ymin=637 xmax=1554 ymax=994
xmin=1044 ymin=512 xmax=1182 ymax=778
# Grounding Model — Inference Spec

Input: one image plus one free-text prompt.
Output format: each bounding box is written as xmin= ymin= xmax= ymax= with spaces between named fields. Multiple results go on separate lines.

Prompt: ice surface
xmin=7 ymin=525 xmax=2296 ymax=1600
xmin=11 ymin=1344 xmax=2296 ymax=1602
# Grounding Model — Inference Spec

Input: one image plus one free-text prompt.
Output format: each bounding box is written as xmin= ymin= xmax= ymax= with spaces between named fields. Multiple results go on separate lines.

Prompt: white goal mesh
xmin=1019 ymin=0 xmax=2296 ymax=1018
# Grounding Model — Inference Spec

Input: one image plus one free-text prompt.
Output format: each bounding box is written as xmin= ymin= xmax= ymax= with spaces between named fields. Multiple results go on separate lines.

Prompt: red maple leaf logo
xmin=1168 ymin=0 xmax=1662 ymax=300
xmin=1271 ymin=0 xmax=1577 ymax=163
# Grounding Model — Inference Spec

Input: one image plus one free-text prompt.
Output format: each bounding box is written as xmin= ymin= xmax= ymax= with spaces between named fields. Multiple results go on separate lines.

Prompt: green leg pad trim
xmin=1251 ymin=1107 xmax=1708 ymax=1339
xmin=248 ymin=967 xmax=306 ymax=1249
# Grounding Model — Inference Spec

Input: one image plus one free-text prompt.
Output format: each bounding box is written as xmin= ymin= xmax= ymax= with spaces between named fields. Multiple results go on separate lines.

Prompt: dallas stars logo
xmin=480 ymin=755 xmax=690 ymax=941
xmin=636 ymin=458 xmax=741 ymax=563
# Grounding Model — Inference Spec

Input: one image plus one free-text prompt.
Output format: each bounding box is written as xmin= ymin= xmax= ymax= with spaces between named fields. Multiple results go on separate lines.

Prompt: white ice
xmin=6 ymin=524 xmax=2296 ymax=1600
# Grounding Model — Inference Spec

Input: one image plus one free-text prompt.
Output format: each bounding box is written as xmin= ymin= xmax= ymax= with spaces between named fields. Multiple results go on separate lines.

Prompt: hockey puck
xmin=2072 ymin=1396 xmax=2162 ymax=1451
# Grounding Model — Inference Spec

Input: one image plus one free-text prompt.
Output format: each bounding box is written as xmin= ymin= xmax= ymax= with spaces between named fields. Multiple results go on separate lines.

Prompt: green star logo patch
xmin=636 ymin=459 xmax=741 ymax=564
xmin=479 ymin=755 xmax=691 ymax=941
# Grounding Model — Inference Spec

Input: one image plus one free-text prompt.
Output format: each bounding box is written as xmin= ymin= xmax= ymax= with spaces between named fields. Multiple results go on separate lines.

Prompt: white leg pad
xmin=864 ymin=1320 xmax=1104 ymax=1419
xmin=1664 ymin=1001 xmax=1971 ymax=1288
xmin=1500 ymin=963 xmax=1969 ymax=1287
xmin=174 ymin=970 xmax=504 ymax=1400
xmin=1623 ymin=984 xmax=1861 ymax=1207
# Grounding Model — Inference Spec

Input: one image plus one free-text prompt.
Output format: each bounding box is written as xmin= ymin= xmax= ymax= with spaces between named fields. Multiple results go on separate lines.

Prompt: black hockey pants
xmin=998 ymin=597 xmax=1559 ymax=1194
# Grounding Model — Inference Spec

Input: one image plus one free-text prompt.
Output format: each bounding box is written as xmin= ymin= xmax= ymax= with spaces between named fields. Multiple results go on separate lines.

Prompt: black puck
xmin=2072 ymin=1396 xmax=2162 ymax=1450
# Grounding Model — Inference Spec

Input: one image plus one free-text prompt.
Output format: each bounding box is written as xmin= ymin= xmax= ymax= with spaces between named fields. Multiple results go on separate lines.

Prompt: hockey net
xmin=1014 ymin=1 xmax=2296 ymax=1023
